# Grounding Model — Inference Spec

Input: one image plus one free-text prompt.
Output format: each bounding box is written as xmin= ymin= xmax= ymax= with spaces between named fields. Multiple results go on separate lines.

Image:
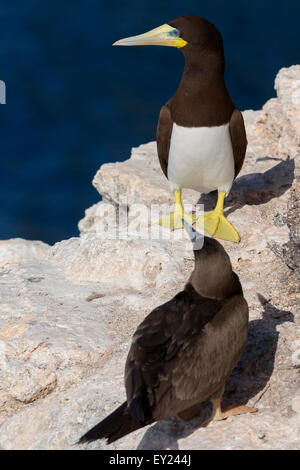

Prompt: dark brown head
xmin=113 ymin=17 xmax=231 ymax=130
xmin=113 ymin=15 xmax=224 ymax=56
xmin=188 ymin=237 xmax=241 ymax=300
xmin=168 ymin=15 xmax=224 ymax=55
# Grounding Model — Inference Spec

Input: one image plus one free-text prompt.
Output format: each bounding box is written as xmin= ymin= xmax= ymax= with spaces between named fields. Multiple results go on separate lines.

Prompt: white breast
xmin=167 ymin=123 xmax=235 ymax=195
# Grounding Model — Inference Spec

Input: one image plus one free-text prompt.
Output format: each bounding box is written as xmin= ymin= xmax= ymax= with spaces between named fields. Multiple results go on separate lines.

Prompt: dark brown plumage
xmin=113 ymin=15 xmax=247 ymax=242
xmin=79 ymin=237 xmax=250 ymax=445
xmin=156 ymin=16 xmax=247 ymax=180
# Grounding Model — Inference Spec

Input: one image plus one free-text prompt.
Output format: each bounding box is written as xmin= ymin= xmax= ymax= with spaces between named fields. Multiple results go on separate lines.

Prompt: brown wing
xmin=156 ymin=103 xmax=173 ymax=178
xmin=172 ymin=294 xmax=248 ymax=408
xmin=124 ymin=289 xmax=248 ymax=423
xmin=229 ymin=108 xmax=247 ymax=178
xmin=124 ymin=291 xmax=188 ymax=423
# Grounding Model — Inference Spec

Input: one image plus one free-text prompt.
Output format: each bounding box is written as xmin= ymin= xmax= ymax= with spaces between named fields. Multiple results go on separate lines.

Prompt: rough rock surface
xmin=0 ymin=66 xmax=299 ymax=450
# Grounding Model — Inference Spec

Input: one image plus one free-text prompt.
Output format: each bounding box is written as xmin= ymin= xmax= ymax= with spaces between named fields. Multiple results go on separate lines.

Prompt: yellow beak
xmin=113 ymin=24 xmax=187 ymax=48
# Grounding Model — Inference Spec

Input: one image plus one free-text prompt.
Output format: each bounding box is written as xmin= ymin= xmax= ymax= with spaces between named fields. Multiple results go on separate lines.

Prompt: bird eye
xmin=168 ymin=28 xmax=180 ymax=38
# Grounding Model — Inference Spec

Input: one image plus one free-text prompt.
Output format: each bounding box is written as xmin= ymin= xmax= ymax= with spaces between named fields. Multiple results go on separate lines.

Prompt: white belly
xmin=167 ymin=123 xmax=235 ymax=195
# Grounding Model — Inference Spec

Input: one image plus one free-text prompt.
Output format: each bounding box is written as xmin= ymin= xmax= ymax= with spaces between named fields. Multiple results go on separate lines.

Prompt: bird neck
xmin=182 ymin=48 xmax=226 ymax=89
xmin=170 ymin=48 xmax=234 ymax=127
xmin=188 ymin=270 xmax=242 ymax=301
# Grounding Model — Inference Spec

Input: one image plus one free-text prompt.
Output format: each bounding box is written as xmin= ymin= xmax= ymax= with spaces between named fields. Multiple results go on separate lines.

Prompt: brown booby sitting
xmin=79 ymin=237 xmax=256 ymax=445
xmin=113 ymin=16 xmax=247 ymax=243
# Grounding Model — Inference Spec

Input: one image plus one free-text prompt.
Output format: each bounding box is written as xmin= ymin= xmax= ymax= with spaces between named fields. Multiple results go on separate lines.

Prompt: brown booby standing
xmin=79 ymin=237 xmax=256 ymax=445
xmin=113 ymin=16 xmax=247 ymax=243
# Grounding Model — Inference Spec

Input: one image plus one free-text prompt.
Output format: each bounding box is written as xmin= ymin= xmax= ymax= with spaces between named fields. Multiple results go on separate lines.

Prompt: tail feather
xmin=78 ymin=402 xmax=148 ymax=445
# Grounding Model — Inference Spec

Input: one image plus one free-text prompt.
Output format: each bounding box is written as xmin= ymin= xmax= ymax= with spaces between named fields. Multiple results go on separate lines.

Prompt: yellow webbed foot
xmin=195 ymin=191 xmax=240 ymax=243
xmin=155 ymin=210 xmax=194 ymax=230
xmin=203 ymin=211 xmax=240 ymax=243
xmin=214 ymin=214 xmax=240 ymax=243
xmin=154 ymin=190 xmax=194 ymax=230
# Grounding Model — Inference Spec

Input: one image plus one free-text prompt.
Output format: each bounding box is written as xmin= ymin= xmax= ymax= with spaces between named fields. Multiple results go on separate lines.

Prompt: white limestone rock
xmin=0 ymin=65 xmax=299 ymax=450
xmin=0 ymin=239 xmax=49 ymax=267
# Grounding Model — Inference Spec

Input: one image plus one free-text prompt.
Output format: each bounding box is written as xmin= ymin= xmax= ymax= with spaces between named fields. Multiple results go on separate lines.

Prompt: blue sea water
xmin=0 ymin=1 xmax=299 ymax=244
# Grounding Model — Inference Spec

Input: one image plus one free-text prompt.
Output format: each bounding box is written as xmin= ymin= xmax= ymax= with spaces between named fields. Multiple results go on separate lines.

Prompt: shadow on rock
xmin=224 ymin=294 xmax=294 ymax=407
xmin=197 ymin=158 xmax=295 ymax=215
xmin=137 ymin=294 xmax=294 ymax=450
